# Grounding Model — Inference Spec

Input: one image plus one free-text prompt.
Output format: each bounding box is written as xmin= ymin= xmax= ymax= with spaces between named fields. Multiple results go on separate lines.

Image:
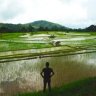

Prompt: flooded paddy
xmin=0 ymin=32 xmax=96 ymax=96
xmin=0 ymin=52 xmax=96 ymax=96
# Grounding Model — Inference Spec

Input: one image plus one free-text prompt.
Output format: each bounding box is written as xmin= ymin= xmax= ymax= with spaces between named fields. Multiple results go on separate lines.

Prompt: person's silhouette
xmin=41 ymin=62 xmax=54 ymax=92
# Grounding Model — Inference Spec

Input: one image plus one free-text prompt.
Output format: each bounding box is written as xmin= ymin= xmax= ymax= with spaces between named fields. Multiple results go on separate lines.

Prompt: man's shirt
xmin=42 ymin=68 xmax=53 ymax=79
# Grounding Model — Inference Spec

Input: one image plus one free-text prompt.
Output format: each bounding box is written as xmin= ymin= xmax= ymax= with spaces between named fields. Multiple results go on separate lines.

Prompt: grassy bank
xmin=17 ymin=77 xmax=96 ymax=96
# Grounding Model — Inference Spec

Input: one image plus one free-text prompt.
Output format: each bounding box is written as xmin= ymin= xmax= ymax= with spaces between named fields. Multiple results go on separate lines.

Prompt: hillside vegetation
xmin=0 ymin=20 xmax=96 ymax=32
xmin=0 ymin=20 xmax=68 ymax=32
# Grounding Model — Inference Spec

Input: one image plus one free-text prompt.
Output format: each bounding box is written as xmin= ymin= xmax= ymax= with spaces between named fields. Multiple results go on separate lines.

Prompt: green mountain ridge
xmin=0 ymin=20 xmax=69 ymax=32
xmin=27 ymin=20 xmax=68 ymax=29
xmin=0 ymin=20 xmax=96 ymax=32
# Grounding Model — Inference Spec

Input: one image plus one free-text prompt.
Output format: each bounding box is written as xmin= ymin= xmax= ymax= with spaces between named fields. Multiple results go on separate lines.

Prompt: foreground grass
xmin=17 ymin=77 xmax=96 ymax=96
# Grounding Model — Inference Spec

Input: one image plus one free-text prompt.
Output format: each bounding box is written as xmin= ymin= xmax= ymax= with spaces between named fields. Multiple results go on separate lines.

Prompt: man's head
xmin=46 ymin=62 xmax=49 ymax=67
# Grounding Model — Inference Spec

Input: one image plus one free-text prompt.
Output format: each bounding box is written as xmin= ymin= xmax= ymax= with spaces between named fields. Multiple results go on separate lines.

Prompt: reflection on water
xmin=0 ymin=52 xmax=96 ymax=95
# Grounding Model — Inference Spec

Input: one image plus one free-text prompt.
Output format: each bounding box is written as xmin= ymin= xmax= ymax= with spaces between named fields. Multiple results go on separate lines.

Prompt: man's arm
xmin=51 ymin=69 xmax=54 ymax=77
xmin=40 ymin=70 xmax=44 ymax=78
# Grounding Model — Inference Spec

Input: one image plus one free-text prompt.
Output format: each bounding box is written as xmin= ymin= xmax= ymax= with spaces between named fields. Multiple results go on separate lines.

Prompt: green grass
xmin=16 ymin=77 xmax=96 ymax=96
xmin=0 ymin=31 xmax=96 ymax=52
xmin=0 ymin=41 xmax=52 ymax=52
xmin=0 ymin=33 xmax=24 ymax=40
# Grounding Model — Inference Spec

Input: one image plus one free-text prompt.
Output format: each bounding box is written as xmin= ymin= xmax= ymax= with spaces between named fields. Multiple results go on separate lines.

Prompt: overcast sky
xmin=0 ymin=0 xmax=96 ymax=28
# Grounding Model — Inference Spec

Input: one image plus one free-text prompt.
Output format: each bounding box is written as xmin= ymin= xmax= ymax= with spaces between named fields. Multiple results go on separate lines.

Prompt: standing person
xmin=41 ymin=62 xmax=54 ymax=92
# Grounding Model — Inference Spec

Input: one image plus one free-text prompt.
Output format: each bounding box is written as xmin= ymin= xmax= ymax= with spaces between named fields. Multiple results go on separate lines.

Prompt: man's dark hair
xmin=46 ymin=62 xmax=49 ymax=67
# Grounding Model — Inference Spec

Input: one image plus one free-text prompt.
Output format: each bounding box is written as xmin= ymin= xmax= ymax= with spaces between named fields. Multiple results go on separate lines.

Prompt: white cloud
xmin=0 ymin=0 xmax=24 ymax=22
xmin=0 ymin=0 xmax=96 ymax=28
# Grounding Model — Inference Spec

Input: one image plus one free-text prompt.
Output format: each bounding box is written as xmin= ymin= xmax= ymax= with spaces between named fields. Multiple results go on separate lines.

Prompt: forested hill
xmin=85 ymin=25 xmax=96 ymax=32
xmin=27 ymin=20 xmax=69 ymax=31
xmin=0 ymin=20 xmax=69 ymax=32
xmin=0 ymin=20 xmax=96 ymax=32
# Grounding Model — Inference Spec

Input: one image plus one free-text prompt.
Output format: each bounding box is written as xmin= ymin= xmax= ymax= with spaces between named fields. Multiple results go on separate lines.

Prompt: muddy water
xmin=0 ymin=52 xmax=96 ymax=96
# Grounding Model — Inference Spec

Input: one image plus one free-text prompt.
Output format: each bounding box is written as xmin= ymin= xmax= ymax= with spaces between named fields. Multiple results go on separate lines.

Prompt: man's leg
xmin=48 ymin=79 xmax=51 ymax=91
xmin=43 ymin=80 xmax=46 ymax=92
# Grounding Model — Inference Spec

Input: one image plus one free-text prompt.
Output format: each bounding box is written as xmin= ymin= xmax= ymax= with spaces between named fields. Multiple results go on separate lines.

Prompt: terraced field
xmin=0 ymin=32 xmax=96 ymax=61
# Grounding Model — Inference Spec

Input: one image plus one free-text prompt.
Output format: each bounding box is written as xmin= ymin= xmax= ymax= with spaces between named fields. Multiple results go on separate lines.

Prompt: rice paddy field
xmin=0 ymin=31 xmax=96 ymax=96
xmin=0 ymin=31 xmax=96 ymax=60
